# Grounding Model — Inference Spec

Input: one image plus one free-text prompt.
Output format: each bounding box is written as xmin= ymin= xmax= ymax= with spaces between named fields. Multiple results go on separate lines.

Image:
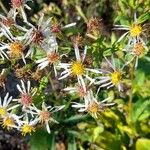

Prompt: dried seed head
xmin=51 ymin=23 xmax=61 ymax=33
xmin=72 ymin=34 xmax=83 ymax=47
xmin=0 ymin=75 xmax=6 ymax=88
xmin=32 ymin=30 xmax=44 ymax=44
xmin=86 ymin=17 xmax=101 ymax=38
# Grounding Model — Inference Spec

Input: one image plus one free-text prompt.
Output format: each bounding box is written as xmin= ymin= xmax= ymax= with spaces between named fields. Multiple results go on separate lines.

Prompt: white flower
xmin=114 ymin=13 xmax=146 ymax=45
xmin=1 ymin=113 xmax=22 ymax=130
xmin=29 ymin=102 xmax=65 ymax=134
xmin=18 ymin=113 xmax=37 ymax=136
xmin=16 ymin=80 xmax=36 ymax=109
xmin=72 ymin=90 xmax=114 ymax=118
xmin=0 ymin=26 xmax=33 ymax=63
xmin=63 ymin=78 xmax=94 ymax=98
xmin=57 ymin=45 xmax=100 ymax=87
xmin=0 ymin=9 xmax=28 ymax=32
xmin=11 ymin=0 xmax=33 ymax=25
xmin=124 ymin=40 xmax=148 ymax=68
xmin=0 ymin=93 xmax=19 ymax=117
xmin=94 ymin=56 xmax=126 ymax=91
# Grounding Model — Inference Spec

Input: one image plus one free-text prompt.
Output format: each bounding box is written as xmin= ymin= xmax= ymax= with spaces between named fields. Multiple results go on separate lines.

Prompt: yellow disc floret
xmin=9 ymin=41 xmax=24 ymax=57
xmin=88 ymin=102 xmax=99 ymax=114
xmin=71 ymin=61 xmax=85 ymax=76
xmin=21 ymin=124 xmax=35 ymax=136
xmin=130 ymin=24 xmax=142 ymax=37
xmin=0 ymin=107 xmax=7 ymax=116
xmin=2 ymin=117 xmax=15 ymax=130
xmin=111 ymin=71 xmax=122 ymax=85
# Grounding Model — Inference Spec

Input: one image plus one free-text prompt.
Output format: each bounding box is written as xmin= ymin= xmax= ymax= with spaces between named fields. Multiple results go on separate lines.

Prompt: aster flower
xmin=114 ymin=13 xmax=146 ymax=45
xmin=57 ymin=45 xmax=100 ymax=87
xmin=94 ymin=56 xmax=126 ymax=91
xmin=72 ymin=90 xmax=114 ymax=118
xmin=0 ymin=9 xmax=28 ymax=33
xmin=19 ymin=113 xmax=37 ymax=136
xmin=16 ymin=80 xmax=36 ymax=109
xmin=124 ymin=40 xmax=148 ymax=68
xmin=63 ymin=78 xmax=94 ymax=98
xmin=0 ymin=26 xmax=33 ymax=63
xmin=11 ymin=0 xmax=32 ymax=25
xmin=29 ymin=102 xmax=65 ymax=134
xmin=1 ymin=113 xmax=22 ymax=130
xmin=0 ymin=93 xmax=19 ymax=117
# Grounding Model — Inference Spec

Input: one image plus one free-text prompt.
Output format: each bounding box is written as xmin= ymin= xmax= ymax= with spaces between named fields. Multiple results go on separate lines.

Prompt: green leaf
xmin=68 ymin=134 xmax=77 ymax=150
xmin=136 ymin=138 xmax=150 ymax=150
xmin=137 ymin=12 xmax=150 ymax=24
xmin=30 ymin=129 xmax=55 ymax=150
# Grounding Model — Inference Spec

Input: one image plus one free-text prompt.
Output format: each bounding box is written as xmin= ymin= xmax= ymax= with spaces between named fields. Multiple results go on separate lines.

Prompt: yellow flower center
xmin=88 ymin=102 xmax=99 ymax=114
xmin=21 ymin=124 xmax=35 ymax=136
xmin=39 ymin=111 xmax=51 ymax=123
xmin=130 ymin=24 xmax=142 ymax=37
xmin=134 ymin=42 xmax=145 ymax=57
xmin=9 ymin=42 xmax=24 ymax=57
xmin=111 ymin=71 xmax=122 ymax=85
xmin=2 ymin=117 xmax=15 ymax=130
xmin=0 ymin=107 xmax=7 ymax=116
xmin=71 ymin=61 xmax=85 ymax=76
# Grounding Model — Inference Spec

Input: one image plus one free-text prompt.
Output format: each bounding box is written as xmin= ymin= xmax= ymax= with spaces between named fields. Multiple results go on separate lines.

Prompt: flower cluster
xmin=0 ymin=80 xmax=64 ymax=135
xmin=0 ymin=0 xmax=148 ymax=137
xmin=114 ymin=13 xmax=148 ymax=68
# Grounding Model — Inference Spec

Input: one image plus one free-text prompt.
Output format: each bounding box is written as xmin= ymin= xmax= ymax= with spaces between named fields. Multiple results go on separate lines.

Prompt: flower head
xmin=16 ymin=80 xmax=36 ymax=109
xmin=114 ymin=13 xmax=146 ymax=45
xmin=94 ymin=56 xmax=125 ymax=91
xmin=72 ymin=90 xmax=114 ymax=118
xmin=0 ymin=93 xmax=19 ymax=117
xmin=30 ymin=102 xmax=64 ymax=133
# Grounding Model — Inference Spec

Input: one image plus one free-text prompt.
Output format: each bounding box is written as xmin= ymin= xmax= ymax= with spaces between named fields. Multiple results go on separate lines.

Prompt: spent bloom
xmin=72 ymin=90 xmax=114 ymax=118
xmin=16 ymin=80 xmax=36 ymax=109
xmin=30 ymin=102 xmax=65 ymax=134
